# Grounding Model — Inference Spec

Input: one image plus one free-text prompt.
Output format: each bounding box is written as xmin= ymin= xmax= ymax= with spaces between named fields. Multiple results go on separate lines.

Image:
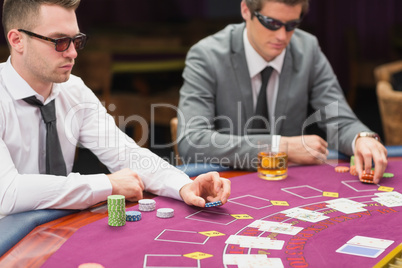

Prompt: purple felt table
xmin=43 ymin=162 xmax=402 ymax=268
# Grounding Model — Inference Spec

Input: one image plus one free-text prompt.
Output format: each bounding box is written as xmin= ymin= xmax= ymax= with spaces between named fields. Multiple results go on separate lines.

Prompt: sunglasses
xmin=254 ymin=12 xmax=301 ymax=32
xmin=18 ymin=29 xmax=87 ymax=52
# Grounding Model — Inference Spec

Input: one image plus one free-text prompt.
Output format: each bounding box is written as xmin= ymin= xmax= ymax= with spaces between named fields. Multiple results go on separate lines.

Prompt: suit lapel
xmin=230 ymin=24 xmax=254 ymax=121
xmin=275 ymin=49 xmax=293 ymax=134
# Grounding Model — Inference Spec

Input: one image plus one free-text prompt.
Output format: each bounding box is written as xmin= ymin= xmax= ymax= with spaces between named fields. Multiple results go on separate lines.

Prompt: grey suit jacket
xmin=177 ymin=23 xmax=370 ymax=169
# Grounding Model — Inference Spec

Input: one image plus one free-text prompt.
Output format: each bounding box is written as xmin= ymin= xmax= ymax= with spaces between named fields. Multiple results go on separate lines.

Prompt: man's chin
xmin=54 ymin=73 xmax=71 ymax=83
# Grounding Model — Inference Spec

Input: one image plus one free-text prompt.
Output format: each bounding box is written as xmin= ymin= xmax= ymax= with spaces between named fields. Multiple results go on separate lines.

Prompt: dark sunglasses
xmin=18 ymin=29 xmax=87 ymax=52
xmin=254 ymin=12 xmax=301 ymax=32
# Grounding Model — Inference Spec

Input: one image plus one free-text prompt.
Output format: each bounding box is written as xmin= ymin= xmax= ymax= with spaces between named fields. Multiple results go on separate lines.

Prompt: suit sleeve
xmin=306 ymin=37 xmax=371 ymax=155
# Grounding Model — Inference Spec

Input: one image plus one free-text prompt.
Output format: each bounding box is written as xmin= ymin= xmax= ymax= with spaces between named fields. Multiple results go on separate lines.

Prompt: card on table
xmin=325 ymin=198 xmax=367 ymax=214
xmin=372 ymin=191 xmax=402 ymax=207
xmin=237 ymin=257 xmax=284 ymax=268
xmin=336 ymin=244 xmax=384 ymax=258
xmin=282 ymin=207 xmax=329 ymax=223
xmin=336 ymin=235 xmax=394 ymax=258
xmin=347 ymin=235 xmax=394 ymax=249
xmin=248 ymin=220 xmax=303 ymax=235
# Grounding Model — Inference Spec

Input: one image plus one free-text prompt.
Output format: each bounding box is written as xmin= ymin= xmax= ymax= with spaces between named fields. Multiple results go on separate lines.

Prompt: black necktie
xmin=23 ymin=96 xmax=67 ymax=176
xmin=251 ymin=66 xmax=273 ymax=134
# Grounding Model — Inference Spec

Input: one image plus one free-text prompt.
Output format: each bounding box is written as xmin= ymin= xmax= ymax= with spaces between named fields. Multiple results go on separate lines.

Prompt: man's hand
xmin=355 ymin=137 xmax=387 ymax=184
xmin=107 ymin=168 xmax=145 ymax=202
xmin=282 ymin=135 xmax=329 ymax=165
xmin=179 ymin=172 xmax=231 ymax=207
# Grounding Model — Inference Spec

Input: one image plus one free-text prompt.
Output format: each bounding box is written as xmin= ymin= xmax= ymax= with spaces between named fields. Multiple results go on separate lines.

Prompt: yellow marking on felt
xmin=199 ymin=231 xmax=225 ymax=237
xmin=378 ymin=186 xmax=394 ymax=192
xmin=231 ymin=214 xmax=253 ymax=219
xmin=271 ymin=200 xmax=289 ymax=206
xmin=323 ymin=192 xmax=339 ymax=198
xmin=183 ymin=252 xmax=213 ymax=260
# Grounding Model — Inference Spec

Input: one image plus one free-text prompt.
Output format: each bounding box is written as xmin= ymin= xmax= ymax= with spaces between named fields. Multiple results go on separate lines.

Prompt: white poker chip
xmin=139 ymin=199 xmax=156 ymax=211
xmin=139 ymin=199 xmax=156 ymax=205
xmin=156 ymin=208 xmax=174 ymax=218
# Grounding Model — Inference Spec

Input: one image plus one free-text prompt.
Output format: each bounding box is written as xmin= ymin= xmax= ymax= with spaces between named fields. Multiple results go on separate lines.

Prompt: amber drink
xmin=257 ymin=145 xmax=288 ymax=180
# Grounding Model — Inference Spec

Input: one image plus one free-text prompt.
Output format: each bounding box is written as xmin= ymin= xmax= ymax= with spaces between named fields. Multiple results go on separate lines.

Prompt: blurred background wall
xmin=0 ymin=0 xmax=401 ymax=168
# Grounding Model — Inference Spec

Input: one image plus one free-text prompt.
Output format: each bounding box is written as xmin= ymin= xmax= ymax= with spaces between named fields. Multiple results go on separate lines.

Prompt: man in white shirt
xmin=177 ymin=0 xmax=388 ymax=183
xmin=0 ymin=0 xmax=231 ymax=218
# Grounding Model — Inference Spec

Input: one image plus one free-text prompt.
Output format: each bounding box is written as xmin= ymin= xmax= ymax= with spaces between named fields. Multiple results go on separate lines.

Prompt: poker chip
xmin=335 ymin=166 xmax=349 ymax=173
xmin=205 ymin=200 xmax=223 ymax=207
xmin=349 ymin=166 xmax=358 ymax=176
xmin=360 ymin=170 xmax=375 ymax=184
xmin=156 ymin=208 xmax=174 ymax=218
xmin=383 ymin=173 xmax=394 ymax=178
xmin=350 ymin=155 xmax=355 ymax=167
xmin=126 ymin=211 xmax=142 ymax=222
xmin=139 ymin=199 xmax=156 ymax=212
xmin=107 ymin=195 xmax=126 ymax=227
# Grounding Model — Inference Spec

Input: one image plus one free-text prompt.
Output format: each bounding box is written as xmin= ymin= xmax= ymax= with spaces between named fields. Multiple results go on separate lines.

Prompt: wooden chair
xmin=346 ymin=29 xmax=385 ymax=108
xmin=374 ymin=61 xmax=402 ymax=145
xmin=374 ymin=60 xmax=402 ymax=82
xmin=73 ymin=48 xmax=181 ymax=148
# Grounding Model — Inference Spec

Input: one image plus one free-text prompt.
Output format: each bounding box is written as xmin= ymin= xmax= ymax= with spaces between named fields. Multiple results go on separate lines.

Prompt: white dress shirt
xmin=0 ymin=58 xmax=192 ymax=218
xmin=243 ymin=29 xmax=285 ymax=147
xmin=243 ymin=29 xmax=355 ymax=153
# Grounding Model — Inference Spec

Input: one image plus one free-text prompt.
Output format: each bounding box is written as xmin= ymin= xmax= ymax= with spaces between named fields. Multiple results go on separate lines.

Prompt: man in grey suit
xmin=177 ymin=0 xmax=387 ymax=183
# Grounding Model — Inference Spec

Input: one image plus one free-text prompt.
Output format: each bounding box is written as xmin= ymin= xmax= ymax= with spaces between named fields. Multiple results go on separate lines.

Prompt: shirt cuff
xmin=351 ymin=134 xmax=359 ymax=155
xmin=164 ymin=170 xmax=193 ymax=201
xmin=271 ymin=135 xmax=281 ymax=152
xmin=87 ymin=174 xmax=113 ymax=204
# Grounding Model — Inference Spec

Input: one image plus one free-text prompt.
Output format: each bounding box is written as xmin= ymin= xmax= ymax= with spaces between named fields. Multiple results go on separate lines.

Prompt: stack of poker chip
xmin=126 ymin=211 xmax=142 ymax=222
xmin=156 ymin=208 xmax=174 ymax=218
xmin=138 ymin=199 xmax=156 ymax=212
xmin=107 ymin=195 xmax=126 ymax=226
xmin=205 ymin=200 xmax=223 ymax=207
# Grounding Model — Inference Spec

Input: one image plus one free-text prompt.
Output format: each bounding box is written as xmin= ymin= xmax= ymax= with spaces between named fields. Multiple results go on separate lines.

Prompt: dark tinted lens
xmin=55 ymin=37 xmax=71 ymax=52
xmin=255 ymin=12 xmax=300 ymax=32
xmin=73 ymin=35 xmax=87 ymax=50
xmin=258 ymin=16 xmax=281 ymax=31
xmin=285 ymin=21 xmax=300 ymax=31
xmin=268 ymin=19 xmax=283 ymax=30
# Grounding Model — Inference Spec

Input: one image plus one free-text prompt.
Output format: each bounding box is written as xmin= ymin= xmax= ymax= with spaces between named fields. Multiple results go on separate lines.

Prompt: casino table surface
xmin=1 ymin=159 xmax=401 ymax=268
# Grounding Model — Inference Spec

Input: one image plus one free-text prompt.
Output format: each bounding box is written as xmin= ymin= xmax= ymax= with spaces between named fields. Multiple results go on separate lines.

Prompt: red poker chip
xmin=360 ymin=170 xmax=374 ymax=183
xmin=349 ymin=166 xmax=358 ymax=176
xmin=335 ymin=166 xmax=350 ymax=173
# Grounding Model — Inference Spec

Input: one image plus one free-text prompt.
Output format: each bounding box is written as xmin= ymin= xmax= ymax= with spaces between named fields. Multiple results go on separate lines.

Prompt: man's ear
xmin=240 ymin=1 xmax=251 ymax=21
xmin=8 ymin=29 xmax=24 ymax=53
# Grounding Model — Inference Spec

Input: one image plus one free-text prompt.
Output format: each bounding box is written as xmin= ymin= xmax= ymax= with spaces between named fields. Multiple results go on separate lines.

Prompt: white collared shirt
xmin=0 ymin=57 xmax=192 ymax=218
xmin=243 ymin=29 xmax=356 ymax=152
xmin=243 ymin=29 xmax=286 ymax=135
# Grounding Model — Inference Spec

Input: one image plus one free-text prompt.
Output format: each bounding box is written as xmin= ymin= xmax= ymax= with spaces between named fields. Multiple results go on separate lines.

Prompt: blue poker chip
xmin=205 ymin=200 xmax=223 ymax=207
xmin=126 ymin=211 xmax=142 ymax=222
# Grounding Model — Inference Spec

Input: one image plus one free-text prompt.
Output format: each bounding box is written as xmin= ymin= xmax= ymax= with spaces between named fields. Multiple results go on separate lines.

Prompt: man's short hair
xmin=244 ymin=0 xmax=309 ymax=18
xmin=2 ymin=0 xmax=81 ymax=43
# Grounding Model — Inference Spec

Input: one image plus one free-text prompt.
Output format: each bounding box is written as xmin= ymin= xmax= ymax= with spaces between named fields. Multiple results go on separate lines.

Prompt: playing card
xmin=372 ymin=197 xmax=402 ymax=207
xmin=223 ymin=254 xmax=267 ymax=265
xmin=336 ymin=244 xmax=384 ymax=258
xmin=240 ymin=238 xmax=285 ymax=250
xmin=326 ymin=203 xmax=367 ymax=214
xmin=347 ymin=235 xmax=394 ymax=249
xmin=237 ymin=257 xmax=284 ymax=268
xmin=283 ymin=207 xmax=329 ymax=222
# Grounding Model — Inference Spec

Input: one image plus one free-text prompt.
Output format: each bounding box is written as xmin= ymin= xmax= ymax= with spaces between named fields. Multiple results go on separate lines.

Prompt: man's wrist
xmin=356 ymin=132 xmax=381 ymax=142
